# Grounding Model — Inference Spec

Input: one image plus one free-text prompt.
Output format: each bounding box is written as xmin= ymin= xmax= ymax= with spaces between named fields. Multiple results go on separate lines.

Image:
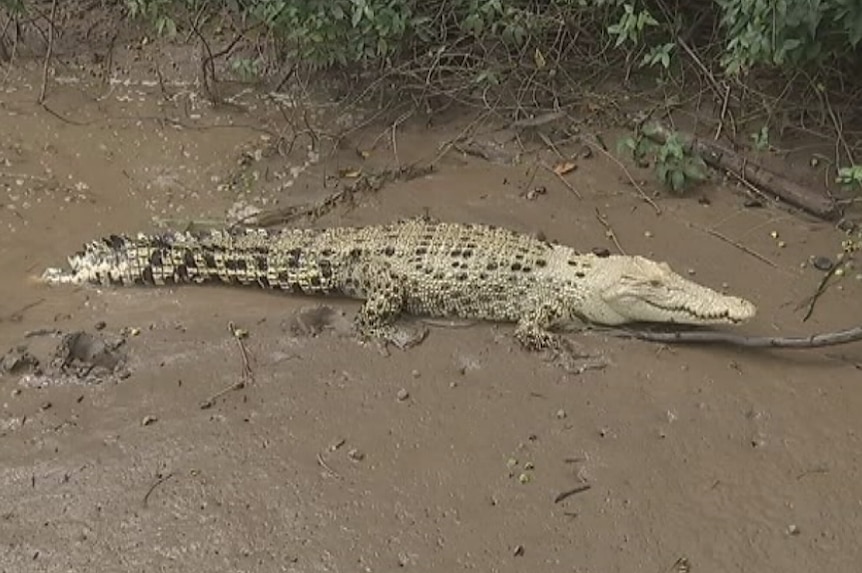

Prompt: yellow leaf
xmin=553 ymin=161 xmax=577 ymax=175
xmin=534 ymin=48 xmax=546 ymax=69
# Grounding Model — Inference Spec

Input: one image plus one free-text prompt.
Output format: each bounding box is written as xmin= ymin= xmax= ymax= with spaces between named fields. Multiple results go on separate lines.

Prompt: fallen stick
xmin=642 ymin=121 xmax=838 ymax=220
xmin=612 ymin=325 xmax=862 ymax=349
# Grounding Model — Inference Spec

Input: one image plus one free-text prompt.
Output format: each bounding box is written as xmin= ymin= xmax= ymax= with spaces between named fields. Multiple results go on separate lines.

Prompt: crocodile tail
xmin=40 ymin=229 xmax=285 ymax=289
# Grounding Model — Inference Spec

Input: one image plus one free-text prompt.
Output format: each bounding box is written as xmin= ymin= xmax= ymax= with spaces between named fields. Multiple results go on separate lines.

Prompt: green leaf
xmin=682 ymin=161 xmax=706 ymax=181
xmin=656 ymin=163 xmax=669 ymax=184
xmin=670 ymin=169 xmax=685 ymax=191
xmin=616 ymin=137 xmax=636 ymax=154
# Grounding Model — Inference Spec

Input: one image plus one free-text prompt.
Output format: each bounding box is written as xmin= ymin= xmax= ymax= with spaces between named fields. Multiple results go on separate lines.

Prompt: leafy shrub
xmin=717 ymin=0 xmax=862 ymax=74
xmin=619 ymin=125 xmax=708 ymax=194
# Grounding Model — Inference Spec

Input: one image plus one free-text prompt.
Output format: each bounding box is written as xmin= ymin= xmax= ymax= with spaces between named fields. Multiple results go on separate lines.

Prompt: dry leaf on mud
xmin=338 ymin=168 xmax=363 ymax=178
xmin=553 ymin=161 xmax=577 ymax=175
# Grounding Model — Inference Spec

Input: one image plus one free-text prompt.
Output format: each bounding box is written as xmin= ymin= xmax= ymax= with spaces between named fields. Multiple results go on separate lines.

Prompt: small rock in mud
xmin=812 ymin=256 xmax=834 ymax=272
xmin=522 ymin=185 xmax=547 ymax=201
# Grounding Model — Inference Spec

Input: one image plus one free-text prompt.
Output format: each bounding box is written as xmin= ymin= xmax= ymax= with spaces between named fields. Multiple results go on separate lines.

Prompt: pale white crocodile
xmin=41 ymin=218 xmax=756 ymax=348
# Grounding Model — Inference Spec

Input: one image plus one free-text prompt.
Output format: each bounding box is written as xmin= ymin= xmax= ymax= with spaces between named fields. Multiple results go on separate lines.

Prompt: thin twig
xmin=594 ymin=209 xmax=626 ymax=255
xmin=819 ymin=83 xmax=855 ymax=166
xmin=200 ymin=379 xmax=246 ymax=410
xmin=542 ymin=162 xmax=582 ymax=198
xmin=677 ymin=38 xmax=727 ymax=115
xmin=103 ymin=30 xmax=118 ymax=86
xmin=715 ymin=83 xmax=730 ymax=141
xmin=37 ymin=0 xmax=57 ymax=104
xmin=723 ymin=164 xmax=775 ymax=206
xmin=199 ymin=322 xmax=254 ymax=408
xmin=316 ymin=453 xmax=342 ymax=479
xmin=363 ymin=105 xmax=412 ymax=153
xmin=40 ymin=104 xmax=90 ymax=126
xmin=510 ymin=111 xmax=566 ymax=129
xmin=585 ymin=136 xmax=662 ymax=214
xmin=229 ymin=321 xmax=254 ymax=380
xmin=390 ymin=108 xmax=415 ymax=170
xmin=553 ymin=484 xmax=591 ymax=504
xmin=142 ymin=471 xmax=175 ymax=508
xmin=798 ymin=260 xmax=844 ymax=322
xmin=429 ymin=110 xmax=493 ymax=167
xmin=187 ymin=12 xmax=218 ymax=101
xmin=536 ymin=130 xmax=564 ymax=159
xmin=522 ymin=160 xmax=540 ymax=194
xmin=694 ymin=225 xmax=778 ymax=268
xmin=0 ymin=15 xmax=21 ymax=84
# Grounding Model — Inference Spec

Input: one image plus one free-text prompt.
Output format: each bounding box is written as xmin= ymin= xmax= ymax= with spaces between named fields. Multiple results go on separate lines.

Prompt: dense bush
xmin=119 ymin=0 xmax=861 ymax=76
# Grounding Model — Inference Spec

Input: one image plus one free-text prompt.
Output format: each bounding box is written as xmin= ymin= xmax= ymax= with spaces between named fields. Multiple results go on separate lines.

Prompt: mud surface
xmin=2 ymin=40 xmax=862 ymax=573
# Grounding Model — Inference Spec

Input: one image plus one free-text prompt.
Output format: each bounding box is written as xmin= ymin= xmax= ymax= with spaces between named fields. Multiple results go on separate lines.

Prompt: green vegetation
xmin=838 ymin=165 xmax=862 ymax=193
xmin=1 ymin=0 xmax=859 ymax=193
xmin=619 ymin=124 xmax=708 ymax=194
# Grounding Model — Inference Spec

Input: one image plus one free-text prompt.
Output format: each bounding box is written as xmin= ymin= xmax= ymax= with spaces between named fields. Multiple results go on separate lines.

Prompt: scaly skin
xmin=41 ymin=218 xmax=756 ymax=348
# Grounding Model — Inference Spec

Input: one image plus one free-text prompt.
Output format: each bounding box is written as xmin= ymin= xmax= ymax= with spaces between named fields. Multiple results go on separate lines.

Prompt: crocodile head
xmin=576 ymin=255 xmax=756 ymax=326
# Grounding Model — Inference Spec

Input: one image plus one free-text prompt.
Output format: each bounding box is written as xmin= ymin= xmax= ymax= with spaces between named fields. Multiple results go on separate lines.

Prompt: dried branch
xmin=614 ymin=325 xmax=862 ymax=349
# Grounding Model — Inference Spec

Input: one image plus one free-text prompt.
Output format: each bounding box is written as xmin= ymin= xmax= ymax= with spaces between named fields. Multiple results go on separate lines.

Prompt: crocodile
xmin=40 ymin=218 xmax=756 ymax=349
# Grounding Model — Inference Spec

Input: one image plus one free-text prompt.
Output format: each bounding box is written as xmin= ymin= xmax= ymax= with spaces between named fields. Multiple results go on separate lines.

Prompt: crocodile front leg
xmin=514 ymin=301 xmax=564 ymax=350
xmin=514 ymin=299 xmax=603 ymax=372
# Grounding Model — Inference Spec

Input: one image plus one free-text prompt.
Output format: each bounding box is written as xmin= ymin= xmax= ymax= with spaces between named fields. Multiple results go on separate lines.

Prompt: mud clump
xmin=0 ymin=330 xmax=130 ymax=385
xmin=281 ymin=304 xmax=353 ymax=338
xmin=0 ymin=346 xmax=40 ymax=374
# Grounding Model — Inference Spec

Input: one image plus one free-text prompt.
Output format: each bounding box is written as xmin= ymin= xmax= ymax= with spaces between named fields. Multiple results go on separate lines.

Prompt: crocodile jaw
xmin=580 ymin=256 xmax=756 ymax=326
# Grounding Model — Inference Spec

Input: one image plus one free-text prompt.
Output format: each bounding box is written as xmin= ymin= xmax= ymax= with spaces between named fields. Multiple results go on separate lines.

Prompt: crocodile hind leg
xmin=352 ymin=266 xmax=428 ymax=350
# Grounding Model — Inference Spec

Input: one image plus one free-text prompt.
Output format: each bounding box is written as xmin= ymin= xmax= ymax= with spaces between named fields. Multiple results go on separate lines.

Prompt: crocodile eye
xmin=649 ymin=279 xmax=662 ymax=287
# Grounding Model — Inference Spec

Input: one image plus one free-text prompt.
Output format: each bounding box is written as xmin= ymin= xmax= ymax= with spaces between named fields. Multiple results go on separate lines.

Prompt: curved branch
xmin=616 ymin=325 xmax=862 ymax=349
